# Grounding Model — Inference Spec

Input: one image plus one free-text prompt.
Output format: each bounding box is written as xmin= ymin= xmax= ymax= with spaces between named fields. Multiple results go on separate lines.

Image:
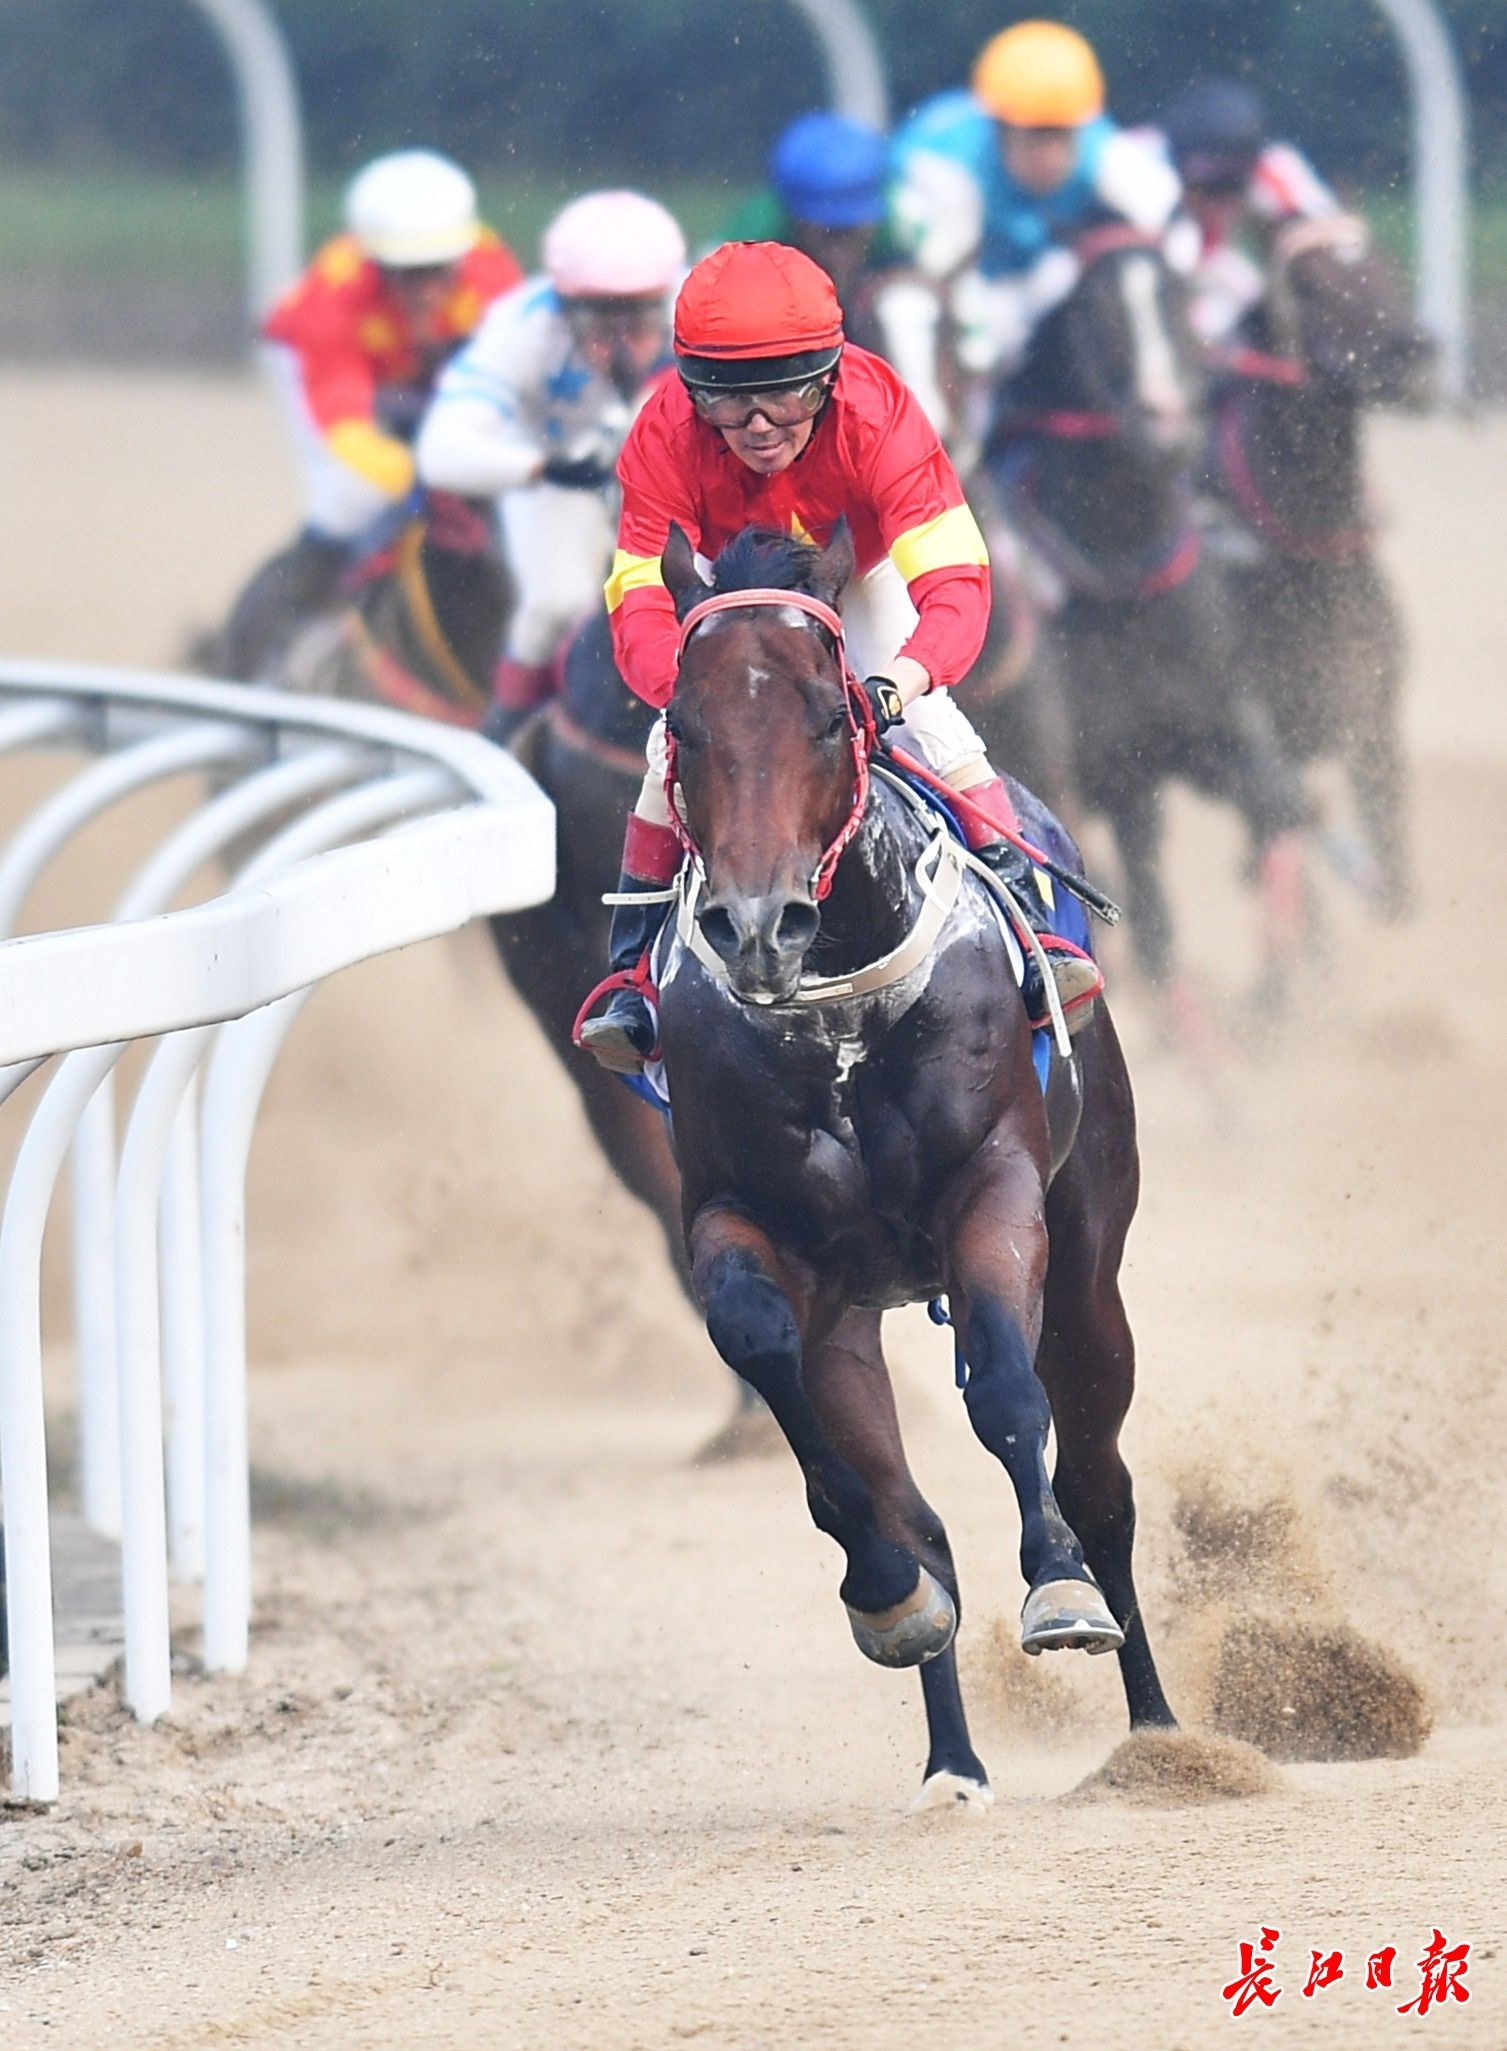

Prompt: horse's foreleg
xmin=806 ymin=1309 xmax=989 ymax=1804
xmin=690 ymin=1210 xmax=953 ymax=1665
xmin=943 ymin=1140 xmax=1123 ymax=1658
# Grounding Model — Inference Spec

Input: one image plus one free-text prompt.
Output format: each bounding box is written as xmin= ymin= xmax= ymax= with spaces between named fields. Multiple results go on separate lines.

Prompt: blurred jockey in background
xmin=220 ymin=149 xmax=521 ymax=677
xmin=417 ymin=190 xmax=686 ymax=725
xmin=725 ymin=110 xmax=957 ymax=436
xmin=724 ymin=112 xmax=892 ymax=329
xmin=887 ymin=20 xmax=1180 ymax=443
xmin=576 ymin=240 xmax=1102 ymax=1075
xmin=1157 ymin=81 xmax=1341 ymax=349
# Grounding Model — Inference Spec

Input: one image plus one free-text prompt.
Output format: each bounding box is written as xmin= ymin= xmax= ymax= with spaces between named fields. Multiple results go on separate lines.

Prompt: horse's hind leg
xmin=1110 ymin=779 xmax=1177 ymax=986
xmin=1345 ymin=567 xmax=1411 ymax=918
xmin=942 ymin=1136 xmax=1123 ymax=1657
xmin=806 ymin=1309 xmax=990 ymax=1807
xmin=1037 ymin=1014 xmax=1176 ymax=1729
xmin=691 ymin=1210 xmax=955 ymax=1666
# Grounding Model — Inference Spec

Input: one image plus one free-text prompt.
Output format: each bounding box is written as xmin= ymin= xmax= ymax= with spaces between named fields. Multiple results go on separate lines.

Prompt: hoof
xmin=1021 ymin=1577 xmax=1124 ymax=1657
xmin=913 ymin=1770 xmax=995 ymax=1815
xmin=847 ymin=1567 xmax=957 ymax=1669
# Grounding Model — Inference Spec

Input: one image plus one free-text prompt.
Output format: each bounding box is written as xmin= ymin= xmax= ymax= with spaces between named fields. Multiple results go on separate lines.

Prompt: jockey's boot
xmin=578 ymin=871 xmax=674 ymax=1076
xmin=219 ymin=528 xmax=349 ymax=680
xmin=972 ymin=834 xmax=1104 ymax=1038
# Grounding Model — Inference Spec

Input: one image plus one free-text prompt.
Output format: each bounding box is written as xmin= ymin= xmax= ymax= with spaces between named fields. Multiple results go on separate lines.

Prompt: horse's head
xmin=1018 ymin=226 xmax=1205 ymax=465
xmin=1265 ymin=217 xmax=1434 ymax=407
xmin=661 ymin=520 xmax=861 ymax=1004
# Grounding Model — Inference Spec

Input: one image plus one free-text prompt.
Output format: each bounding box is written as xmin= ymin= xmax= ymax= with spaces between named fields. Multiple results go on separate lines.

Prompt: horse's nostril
xmin=776 ymin=901 xmax=820 ymax=954
xmin=701 ymin=906 xmax=740 ymax=962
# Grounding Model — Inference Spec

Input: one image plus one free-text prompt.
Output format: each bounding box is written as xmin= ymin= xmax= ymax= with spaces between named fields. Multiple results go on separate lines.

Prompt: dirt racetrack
xmin=0 ymin=372 xmax=1504 ymax=2048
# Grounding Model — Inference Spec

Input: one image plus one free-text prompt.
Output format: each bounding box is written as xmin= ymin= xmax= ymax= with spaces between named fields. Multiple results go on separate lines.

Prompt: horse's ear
xmin=661 ymin=522 xmax=710 ymax=620
xmin=810 ymin=517 xmax=856 ymax=609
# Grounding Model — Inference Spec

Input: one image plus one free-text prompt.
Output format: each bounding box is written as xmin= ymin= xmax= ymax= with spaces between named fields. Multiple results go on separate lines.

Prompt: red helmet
xmin=674 ymin=241 xmax=844 ymax=390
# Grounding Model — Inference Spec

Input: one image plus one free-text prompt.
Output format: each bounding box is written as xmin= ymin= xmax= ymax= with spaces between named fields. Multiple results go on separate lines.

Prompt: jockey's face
xmin=565 ymin=298 xmax=669 ymax=394
xmin=380 ymin=263 xmax=459 ymax=337
xmin=718 ymin=408 xmax=818 ymax=475
xmin=1184 ymin=185 xmax=1248 ymax=248
xmin=1001 ymin=125 xmax=1077 ymax=196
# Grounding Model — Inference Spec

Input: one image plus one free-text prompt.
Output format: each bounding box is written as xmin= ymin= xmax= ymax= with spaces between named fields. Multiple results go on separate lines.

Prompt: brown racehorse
xmin=1211 ymin=216 xmax=1433 ymax=916
xmin=652 ymin=518 xmax=1175 ymax=1804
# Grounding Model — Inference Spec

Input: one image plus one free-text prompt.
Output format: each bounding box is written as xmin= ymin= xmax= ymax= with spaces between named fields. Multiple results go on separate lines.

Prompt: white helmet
xmin=543 ymin=190 xmax=687 ymax=299
xmin=345 ymin=149 xmax=480 ymax=268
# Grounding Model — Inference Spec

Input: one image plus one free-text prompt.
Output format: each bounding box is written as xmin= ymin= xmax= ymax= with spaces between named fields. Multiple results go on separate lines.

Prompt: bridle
xmin=663 ymin=587 xmax=876 ymax=903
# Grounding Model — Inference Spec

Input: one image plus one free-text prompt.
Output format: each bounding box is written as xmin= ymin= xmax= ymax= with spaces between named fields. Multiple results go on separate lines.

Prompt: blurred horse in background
xmin=1209 ymin=216 xmax=1433 ymax=918
xmin=271 ymin=494 xmax=775 ymax=1458
xmin=983 ymin=227 xmax=1310 ymax=1042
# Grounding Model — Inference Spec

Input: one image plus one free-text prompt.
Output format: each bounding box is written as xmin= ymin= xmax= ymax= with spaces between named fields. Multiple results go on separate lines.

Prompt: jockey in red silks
xmin=578 ymin=239 xmax=1100 ymax=1075
xmin=220 ymin=150 xmax=522 ymax=679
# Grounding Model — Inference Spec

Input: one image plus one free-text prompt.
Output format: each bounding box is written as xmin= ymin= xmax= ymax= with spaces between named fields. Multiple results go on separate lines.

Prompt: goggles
xmin=688 ymin=376 xmax=834 ymax=431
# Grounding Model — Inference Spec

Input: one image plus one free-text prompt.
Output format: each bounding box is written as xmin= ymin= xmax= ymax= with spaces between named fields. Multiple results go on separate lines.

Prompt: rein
xmin=1212 ymin=344 xmax=1308 ymax=389
xmin=666 ymin=587 xmax=876 ymax=903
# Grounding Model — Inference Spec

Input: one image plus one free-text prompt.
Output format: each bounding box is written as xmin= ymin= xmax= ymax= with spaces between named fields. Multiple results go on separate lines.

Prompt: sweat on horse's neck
xmin=803 ymin=776 xmax=925 ymax=979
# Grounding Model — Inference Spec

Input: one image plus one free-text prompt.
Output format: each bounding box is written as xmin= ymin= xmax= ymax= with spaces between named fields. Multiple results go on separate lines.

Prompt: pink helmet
xmin=542 ymin=190 xmax=687 ymax=300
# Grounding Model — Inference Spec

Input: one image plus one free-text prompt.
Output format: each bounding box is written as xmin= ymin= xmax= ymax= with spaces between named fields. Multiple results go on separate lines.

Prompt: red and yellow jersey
xmin=262 ymin=231 xmax=523 ymax=494
xmin=606 ymin=345 xmax=990 ymax=708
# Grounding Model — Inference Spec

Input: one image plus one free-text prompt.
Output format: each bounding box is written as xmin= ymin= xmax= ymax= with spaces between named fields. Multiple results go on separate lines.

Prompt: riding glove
xmin=541 ymin=451 xmax=616 ymax=492
xmin=862 ymin=675 xmax=907 ymax=733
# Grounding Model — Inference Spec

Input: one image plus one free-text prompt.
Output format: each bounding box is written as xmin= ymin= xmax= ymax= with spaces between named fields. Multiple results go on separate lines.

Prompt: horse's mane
xmin=709 ymin=527 xmax=824 ymax=597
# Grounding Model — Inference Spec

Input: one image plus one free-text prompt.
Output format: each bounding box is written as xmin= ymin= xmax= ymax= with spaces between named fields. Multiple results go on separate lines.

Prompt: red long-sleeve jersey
xmin=262 ymin=231 xmax=523 ymax=432
xmin=605 ymin=345 xmax=990 ymax=709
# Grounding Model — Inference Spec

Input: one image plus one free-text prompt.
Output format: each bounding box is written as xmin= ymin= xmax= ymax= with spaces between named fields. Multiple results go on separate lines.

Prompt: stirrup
xmin=573 ymin=964 xmax=660 ymax=1075
xmin=1030 ymin=939 xmax=1104 ymax=1039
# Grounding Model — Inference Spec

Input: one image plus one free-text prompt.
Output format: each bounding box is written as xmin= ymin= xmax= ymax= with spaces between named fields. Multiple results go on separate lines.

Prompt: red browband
xmin=677 ymin=586 xmax=847 ymax=654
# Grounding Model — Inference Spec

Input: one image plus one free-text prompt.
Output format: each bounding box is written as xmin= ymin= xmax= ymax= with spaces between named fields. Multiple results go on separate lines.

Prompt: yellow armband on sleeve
xmin=325 ymin=418 xmax=416 ymax=498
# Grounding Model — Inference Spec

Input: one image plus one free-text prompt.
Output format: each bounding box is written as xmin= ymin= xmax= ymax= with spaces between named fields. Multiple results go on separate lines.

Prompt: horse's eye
xmin=823 ymin=708 xmax=848 ymax=741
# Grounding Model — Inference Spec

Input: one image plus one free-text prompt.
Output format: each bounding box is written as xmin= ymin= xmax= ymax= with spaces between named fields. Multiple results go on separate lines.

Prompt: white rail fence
xmin=0 ymin=663 xmax=555 ymax=1803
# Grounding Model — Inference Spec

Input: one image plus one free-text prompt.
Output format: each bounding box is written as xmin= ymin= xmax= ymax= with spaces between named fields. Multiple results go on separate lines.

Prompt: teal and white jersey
xmin=890 ymin=91 xmax=1181 ymax=283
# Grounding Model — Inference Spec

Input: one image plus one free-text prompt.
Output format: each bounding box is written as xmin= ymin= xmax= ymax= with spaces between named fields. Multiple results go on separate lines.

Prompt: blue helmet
xmin=770 ymin=112 xmax=889 ymax=230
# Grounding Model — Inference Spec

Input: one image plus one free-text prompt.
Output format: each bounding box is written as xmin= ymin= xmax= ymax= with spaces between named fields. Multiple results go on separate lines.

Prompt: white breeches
xmin=498 ymin=481 xmax=617 ymax=666
xmin=631 ymin=557 xmax=992 ymax=828
xmin=845 ymin=558 xmax=992 ymax=785
xmin=268 ymin=345 xmax=394 ymax=542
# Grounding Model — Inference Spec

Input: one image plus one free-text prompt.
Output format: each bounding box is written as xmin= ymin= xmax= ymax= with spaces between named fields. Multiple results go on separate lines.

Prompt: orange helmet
xmin=973 ymin=20 xmax=1105 ymax=129
xmin=674 ymin=241 xmax=844 ymax=390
